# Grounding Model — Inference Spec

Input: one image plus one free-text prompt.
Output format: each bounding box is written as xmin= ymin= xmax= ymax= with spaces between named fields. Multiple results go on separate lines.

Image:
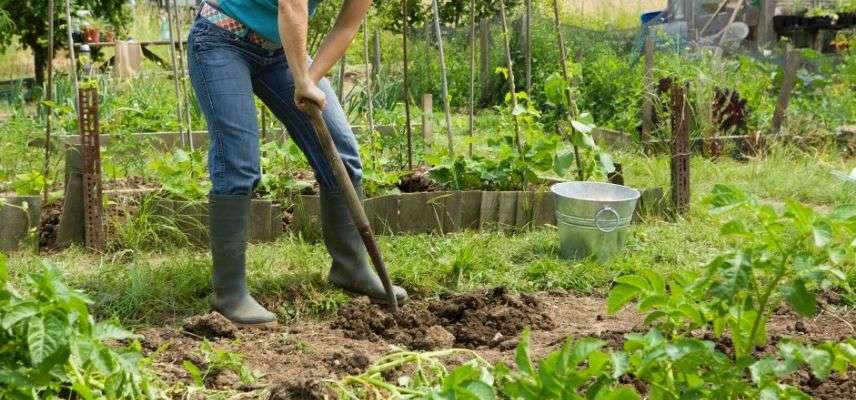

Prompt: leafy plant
xmin=605 ymin=186 xmax=856 ymax=398
xmin=495 ymin=329 xmax=638 ymax=399
xmin=147 ymin=149 xmax=210 ymax=201
xmin=0 ymin=255 xmax=160 ymax=399
xmin=10 ymin=170 xmax=48 ymax=196
xmin=182 ymin=339 xmax=256 ymax=388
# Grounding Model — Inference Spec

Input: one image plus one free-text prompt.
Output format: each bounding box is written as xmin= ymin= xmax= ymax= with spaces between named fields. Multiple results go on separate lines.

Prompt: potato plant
xmin=0 ymin=254 xmax=160 ymax=399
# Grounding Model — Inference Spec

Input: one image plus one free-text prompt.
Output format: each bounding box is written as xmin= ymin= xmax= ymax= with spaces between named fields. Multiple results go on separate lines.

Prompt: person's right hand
xmin=294 ymin=79 xmax=327 ymax=112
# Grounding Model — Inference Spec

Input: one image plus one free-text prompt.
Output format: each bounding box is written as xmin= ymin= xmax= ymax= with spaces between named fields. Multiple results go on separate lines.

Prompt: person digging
xmin=188 ymin=0 xmax=408 ymax=327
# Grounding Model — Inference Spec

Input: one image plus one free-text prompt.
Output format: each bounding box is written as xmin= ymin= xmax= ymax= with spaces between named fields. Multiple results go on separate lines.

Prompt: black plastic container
xmin=773 ymin=15 xmax=802 ymax=32
xmin=802 ymin=16 xmax=834 ymax=30
xmin=838 ymin=12 xmax=856 ymax=27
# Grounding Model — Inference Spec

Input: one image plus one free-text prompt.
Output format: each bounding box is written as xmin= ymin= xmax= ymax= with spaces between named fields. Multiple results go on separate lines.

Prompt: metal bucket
xmin=551 ymin=182 xmax=640 ymax=261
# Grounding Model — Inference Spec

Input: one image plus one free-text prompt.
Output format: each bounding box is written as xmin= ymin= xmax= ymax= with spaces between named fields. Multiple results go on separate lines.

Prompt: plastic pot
xmin=83 ymin=26 xmax=100 ymax=43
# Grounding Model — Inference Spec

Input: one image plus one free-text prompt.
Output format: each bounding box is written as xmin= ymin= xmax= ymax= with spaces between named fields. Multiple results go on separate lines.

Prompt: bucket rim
xmin=550 ymin=181 xmax=641 ymax=203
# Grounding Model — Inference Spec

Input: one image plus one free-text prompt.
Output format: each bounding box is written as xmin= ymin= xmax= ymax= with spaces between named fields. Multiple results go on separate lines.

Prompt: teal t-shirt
xmin=218 ymin=0 xmax=321 ymax=44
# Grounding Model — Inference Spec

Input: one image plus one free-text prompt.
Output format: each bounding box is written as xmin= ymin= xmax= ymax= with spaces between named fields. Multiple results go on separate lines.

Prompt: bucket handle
xmin=594 ymin=206 xmax=621 ymax=233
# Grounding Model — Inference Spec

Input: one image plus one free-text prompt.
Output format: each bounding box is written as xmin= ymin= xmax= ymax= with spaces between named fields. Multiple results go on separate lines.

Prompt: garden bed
xmin=141 ymin=291 xmax=856 ymax=399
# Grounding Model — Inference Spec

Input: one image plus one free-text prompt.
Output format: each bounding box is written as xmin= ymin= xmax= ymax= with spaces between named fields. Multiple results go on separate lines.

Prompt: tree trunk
xmin=33 ymin=44 xmax=48 ymax=88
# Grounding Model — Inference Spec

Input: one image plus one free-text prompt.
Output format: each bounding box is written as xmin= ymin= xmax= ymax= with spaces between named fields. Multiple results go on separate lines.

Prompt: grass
xmin=6 ymin=146 xmax=853 ymax=328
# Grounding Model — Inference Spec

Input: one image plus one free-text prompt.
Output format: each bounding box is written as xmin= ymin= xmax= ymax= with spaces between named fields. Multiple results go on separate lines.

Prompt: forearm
xmin=309 ymin=0 xmax=371 ymax=83
xmin=278 ymin=0 xmax=311 ymax=87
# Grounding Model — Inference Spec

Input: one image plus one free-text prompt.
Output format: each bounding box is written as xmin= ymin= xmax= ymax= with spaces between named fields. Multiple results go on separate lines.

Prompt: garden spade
xmin=303 ymin=102 xmax=399 ymax=313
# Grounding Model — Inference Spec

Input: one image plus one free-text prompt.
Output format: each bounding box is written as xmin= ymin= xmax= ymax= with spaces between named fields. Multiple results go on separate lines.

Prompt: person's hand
xmin=294 ymin=78 xmax=327 ymax=112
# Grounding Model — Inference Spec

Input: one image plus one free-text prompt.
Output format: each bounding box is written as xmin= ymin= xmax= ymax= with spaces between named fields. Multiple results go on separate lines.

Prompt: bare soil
xmin=141 ymin=291 xmax=855 ymax=399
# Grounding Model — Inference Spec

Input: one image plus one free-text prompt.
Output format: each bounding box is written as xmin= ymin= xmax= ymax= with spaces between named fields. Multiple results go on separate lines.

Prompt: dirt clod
xmin=324 ymin=351 xmax=370 ymax=376
xmin=334 ymin=288 xmax=554 ymax=350
xmin=183 ymin=313 xmax=237 ymax=339
xmin=269 ymin=379 xmax=336 ymax=400
xmin=397 ymin=166 xmax=434 ymax=193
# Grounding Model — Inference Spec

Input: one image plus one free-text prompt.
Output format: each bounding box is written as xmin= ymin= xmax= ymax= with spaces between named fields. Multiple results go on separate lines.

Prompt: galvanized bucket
xmin=551 ymin=182 xmax=640 ymax=261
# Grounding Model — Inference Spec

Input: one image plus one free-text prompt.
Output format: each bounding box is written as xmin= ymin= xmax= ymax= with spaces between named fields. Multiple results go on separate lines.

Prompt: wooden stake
xmin=468 ymin=0 xmax=476 ymax=156
xmin=551 ymin=0 xmax=582 ymax=180
xmin=422 ymin=93 xmax=433 ymax=143
xmin=479 ymin=21 xmax=491 ymax=102
xmin=642 ymin=33 xmax=655 ymax=142
xmin=165 ymin=0 xmax=186 ymax=148
xmin=525 ymin=0 xmax=532 ymax=94
xmin=372 ymin=30 xmax=381 ymax=79
xmin=431 ymin=0 xmax=455 ymax=155
xmin=758 ymin=0 xmax=776 ymax=47
xmin=44 ymin=0 xmax=55 ymax=204
xmin=63 ymin=0 xmax=79 ymax=109
xmin=362 ymin=17 xmax=376 ymax=166
xmin=499 ymin=0 xmax=524 ymax=158
xmin=337 ymin=54 xmax=347 ymax=102
xmin=171 ymin=0 xmax=194 ymax=150
xmin=402 ymin=0 xmax=413 ymax=170
xmin=771 ymin=50 xmax=802 ymax=135
xmin=670 ymin=83 xmax=690 ymax=216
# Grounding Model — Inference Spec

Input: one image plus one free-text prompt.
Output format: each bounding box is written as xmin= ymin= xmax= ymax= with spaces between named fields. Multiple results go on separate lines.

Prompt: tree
xmin=0 ymin=0 xmax=129 ymax=88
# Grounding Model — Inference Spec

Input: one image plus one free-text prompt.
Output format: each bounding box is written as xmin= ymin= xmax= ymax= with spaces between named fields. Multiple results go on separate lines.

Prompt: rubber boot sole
xmin=211 ymin=310 xmax=279 ymax=330
xmin=232 ymin=320 xmax=279 ymax=329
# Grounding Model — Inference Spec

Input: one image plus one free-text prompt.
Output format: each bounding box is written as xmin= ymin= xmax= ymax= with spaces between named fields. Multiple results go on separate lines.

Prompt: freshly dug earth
xmin=142 ymin=292 xmax=855 ymax=399
xmin=334 ymin=287 xmax=554 ymax=349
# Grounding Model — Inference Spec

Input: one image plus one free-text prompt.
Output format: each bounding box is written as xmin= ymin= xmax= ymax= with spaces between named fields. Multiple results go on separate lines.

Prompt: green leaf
xmin=640 ymin=269 xmax=666 ymax=294
xmin=571 ymin=119 xmax=594 ymax=135
xmin=553 ymin=151 xmax=574 ymax=176
xmin=705 ymin=185 xmax=750 ymax=211
xmin=804 ymin=348 xmax=833 ymax=380
xmin=610 ymin=351 xmax=629 ymax=379
xmin=94 ymin=321 xmax=140 ymax=341
xmin=462 ymin=381 xmax=495 ymax=400
xmin=720 ymin=220 xmax=750 ymax=236
xmin=0 ymin=252 xmax=7 ymax=284
xmin=614 ymin=275 xmax=651 ymax=291
xmin=543 ymin=73 xmax=568 ymax=106
xmin=785 ymin=200 xmax=815 ymax=230
xmin=183 ymin=360 xmax=204 ymax=387
xmin=598 ymin=153 xmax=616 ymax=174
xmin=708 ymin=252 xmax=752 ymax=299
xmin=638 ymin=294 xmax=667 ymax=311
xmin=515 ymin=329 xmax=534 ymax=375
xmin=602 ymin=387 xmax=641 ymax=400
xmin=1 ymin=302 xmax=38 ymax=330
xmin=812 ymin=221 xmax=833 ymax=248
xmin=607 ymin=284 xmax=640 ymax=314
xmin=27 ymin=315 xmax=49 ymax=365
xmin=511 ymin=104 xmax=527 ymax=116
xmin=782 ymin=279 xmax=816 ymax=317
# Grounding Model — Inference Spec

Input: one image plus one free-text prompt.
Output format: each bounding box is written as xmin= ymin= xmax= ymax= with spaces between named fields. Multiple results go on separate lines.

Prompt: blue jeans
xmin=187 ymin=16 xmax=362 ymax=195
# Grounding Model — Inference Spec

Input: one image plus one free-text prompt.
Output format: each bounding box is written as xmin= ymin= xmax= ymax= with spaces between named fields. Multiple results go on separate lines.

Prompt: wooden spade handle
xmin=303 ymin=103 xmax=399 ymax=313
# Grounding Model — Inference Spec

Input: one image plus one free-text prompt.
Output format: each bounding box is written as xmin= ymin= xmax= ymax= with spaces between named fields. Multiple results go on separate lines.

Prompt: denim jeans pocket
xmin=190 ymin=20 xmax=240 ymax=54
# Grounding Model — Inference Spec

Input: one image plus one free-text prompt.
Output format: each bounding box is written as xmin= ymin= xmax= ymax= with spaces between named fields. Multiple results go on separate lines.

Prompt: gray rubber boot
xmin=321 ymin=185 xmax=409 ymax=305
xmin=209 ymin=194 xmax=277 ymax=326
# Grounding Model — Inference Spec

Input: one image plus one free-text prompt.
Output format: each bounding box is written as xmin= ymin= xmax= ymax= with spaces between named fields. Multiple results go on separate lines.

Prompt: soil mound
xmin=269 ymin=379 xmax=336 ymax=400
xmin=182 ymin=312 xmax=237 ymax=339
xmin=333 ymin=287 xmax=554 ymax=349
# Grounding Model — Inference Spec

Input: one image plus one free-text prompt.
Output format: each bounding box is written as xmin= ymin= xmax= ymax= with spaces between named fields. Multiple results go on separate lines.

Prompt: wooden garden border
xmin=292 ymin=188 xmax=667 ymax=240
xmin=0 ymin=196 xmax=42 ymax=252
